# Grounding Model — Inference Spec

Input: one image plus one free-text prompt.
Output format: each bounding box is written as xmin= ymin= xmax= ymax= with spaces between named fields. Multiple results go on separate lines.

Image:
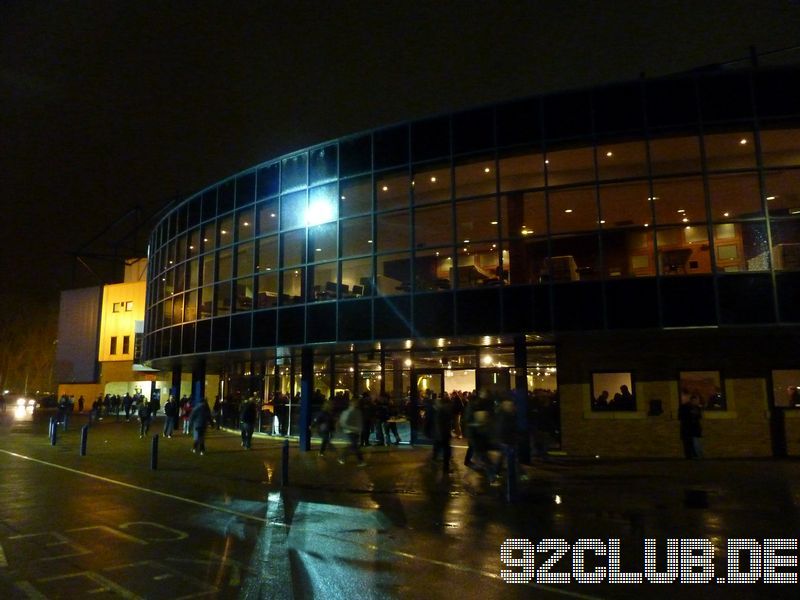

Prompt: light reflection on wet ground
xmin=1 ymin=417 xmax=799 ymax=598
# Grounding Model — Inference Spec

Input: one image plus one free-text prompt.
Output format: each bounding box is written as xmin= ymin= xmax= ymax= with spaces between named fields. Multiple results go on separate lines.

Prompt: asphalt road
xmin=1 ymin=412 xmax=799 ymax=599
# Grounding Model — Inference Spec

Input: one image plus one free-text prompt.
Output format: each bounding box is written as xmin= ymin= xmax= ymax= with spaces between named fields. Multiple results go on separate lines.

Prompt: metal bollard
xmin=79 ymin=425 xmax=89 ymax=456
xmin=281 ymin=439 xmax=289 ymax=486
xmin=150 ymin=434 xmax=159 ymax=470
xmin=48 ymin=417 xmax=55 ymax=440
xmin=505 ymin=446 xmax=518 ymax=503
xmin=50 ymin=419 xmax=58 ymax=446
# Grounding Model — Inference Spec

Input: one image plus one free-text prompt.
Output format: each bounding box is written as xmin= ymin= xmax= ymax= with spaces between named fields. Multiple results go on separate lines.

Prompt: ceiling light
xmin=435 ymin=251 xmax=439 ymax=256
xmin=599 ymin=220 xmax=605 ymax=224
xmin=564 ymin=209 xmax=573 ymax=213
xmin=682 ymin=217 xmax=689 ymax=222
xmin=382 ymin=185 xmax=389 ymax=191
xmin=766 ymin=196 xmax=776 ymax=201
xmin=221 ymin=230 xmax=228 ymax=234
xmin=315 ymin=248 xmax=322 ymax=252
xmin=723 ymin=212 xmax=730 ymax=217
xmin=677 ymin=209 xmax=685 ymax=213
xmin=430 ymin=176 xmax=437 ymax=183
xmin=544 ymin=159 xmax=550 ymax=164
xmin=243 ymin=221 xmax=250 ymax=226
xmin=367 ymin=239 xmax=373 ymax=244
xmin=739 ymin=138 xmax=747 ymax=145
xmin=484 ymin=167 xmax=491 ymax=173
xmin=606 ymin=151 xmax=613 ymax=157
xmin=463 ymin=239 xmax=470 ymax=243
xmin=270 ymin=213 xmax=276 ymax=218
xmin=490 ymin=220 xmax=498 ymax=225
xmin=340 ymin=195 xmax=346 ymax=200
xmin=644 ymin=223 xmax=649 ymax=227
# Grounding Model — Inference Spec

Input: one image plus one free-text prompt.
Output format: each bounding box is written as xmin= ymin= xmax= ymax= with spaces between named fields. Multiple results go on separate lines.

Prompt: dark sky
xmin=2 ymin=1 xmax=800 ymax=301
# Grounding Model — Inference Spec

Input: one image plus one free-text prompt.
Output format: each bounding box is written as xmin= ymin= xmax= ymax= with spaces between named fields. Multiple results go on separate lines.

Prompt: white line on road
xmin=0 ymin=540 xmax=7 ymax=567
xmin=0 ymin=449 xmax=603 ymax=600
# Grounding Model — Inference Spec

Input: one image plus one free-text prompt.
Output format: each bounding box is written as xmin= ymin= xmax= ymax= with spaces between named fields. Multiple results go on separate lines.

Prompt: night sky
xmin=3 ymin=1 xmax=800 ymax=302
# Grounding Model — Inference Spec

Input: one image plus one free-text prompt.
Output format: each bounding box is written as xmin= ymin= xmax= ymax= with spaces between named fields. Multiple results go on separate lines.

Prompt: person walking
xmin=678 ymin=393 xmax=703 ymax=459
xmin=162 ymin=396 xmax=177 ymax=438
xmin=240 ymin=397 xmax=257 ymax=449
xmin=337 ymin=397 xmax=366 ymax=466
xmin=312 ymin=399 xmax=337 ymax=457
xmin=181 ymin=396 xmax=192 ymax=434
xmin=189 ymin=398 xmax=213 ymax=455
xmin=432 ymin=394 xmax=453 ymax=474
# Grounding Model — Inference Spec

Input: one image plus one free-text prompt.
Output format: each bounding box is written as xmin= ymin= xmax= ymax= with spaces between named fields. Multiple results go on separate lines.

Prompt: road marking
xmin=66 ymin=525 xmax=148 ymax=546
xmin=0 ymin=449 xmax=280 ymax=527
xmin=14 ymin=580 xmax=48 ymax=599
xmin=118 ymin=521 xmax=189 ymax=541
xmin=0 ymin=540 xmax=6 ymax=566
xmin=0 ymin=449 xmax=601 ymax=599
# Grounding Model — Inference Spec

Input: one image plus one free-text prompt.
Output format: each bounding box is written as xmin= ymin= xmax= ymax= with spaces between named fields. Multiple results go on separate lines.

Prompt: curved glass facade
xmin=144 ymin=67 xmax=800 ymax=364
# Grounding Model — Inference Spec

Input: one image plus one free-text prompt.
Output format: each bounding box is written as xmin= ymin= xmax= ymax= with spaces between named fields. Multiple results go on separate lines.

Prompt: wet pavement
xmin=0 ymin=411 xmax=798 ymax=598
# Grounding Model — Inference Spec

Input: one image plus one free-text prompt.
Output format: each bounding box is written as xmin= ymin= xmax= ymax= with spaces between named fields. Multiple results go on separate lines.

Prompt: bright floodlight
xmin=306 ymin=198 xmax=336 ymax=226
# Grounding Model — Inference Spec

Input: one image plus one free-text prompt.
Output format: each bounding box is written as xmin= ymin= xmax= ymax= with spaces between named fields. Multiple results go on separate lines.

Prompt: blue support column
xmin=171 ymin=365 xmax=182 ymax=401
xmin=298 ymin=347 xmax=313 ymax=452
xmin=191 ymin=362 xmax=206 ymax=407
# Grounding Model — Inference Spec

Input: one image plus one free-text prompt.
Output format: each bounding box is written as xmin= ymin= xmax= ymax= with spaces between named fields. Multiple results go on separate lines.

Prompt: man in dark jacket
xmin=138 ymin=400 xmax=152 ymax=438
xmin=240 ymin=397 xmax=257 ymax=449
xmin=189 ymin=399 xmax=213 ymax=455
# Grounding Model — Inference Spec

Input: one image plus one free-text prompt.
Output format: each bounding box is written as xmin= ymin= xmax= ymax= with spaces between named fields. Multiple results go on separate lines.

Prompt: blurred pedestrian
xmin=337 ymin=397 xmax=366 ymax=466
xmin=189 ymin=398 xmax=212 ymax=455
xmin=312 ymin=399 xmax=337 ymax=457
xmin=163 ymin=396 xmax=177 ymax=438
xmin=240 ymin=397 xmax=257 ymax=449
xmin=138 ymin=399 xmax=152 ymax=438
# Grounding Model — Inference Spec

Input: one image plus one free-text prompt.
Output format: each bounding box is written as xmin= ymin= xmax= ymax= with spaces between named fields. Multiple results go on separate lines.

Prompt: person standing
xmin=240 ymin=397 xmax=257 ymax=449
xmin=138 ymin=399 xmax=152 ymax=438
xmin=678 ymin=394 xmax=703 ymax=459
xmin=337 ymin=398 xmax=366 ymax=466
xmin=189 ymin=398 xmax=213 ymax=455
xmin=181 ymin=396 xmax=192 ymax=434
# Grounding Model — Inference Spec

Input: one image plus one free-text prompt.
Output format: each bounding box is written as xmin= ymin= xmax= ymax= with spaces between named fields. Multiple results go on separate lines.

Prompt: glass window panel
xmin=281 ymin=190 xmax=307 ymax=230
xmin=281 ymin=153 xmax=307 ymax=191
xmin=281 ymin=268 xmax=305 ymax=304
xmin=215 ymin=282 xmax=232 ymax=315
xmin=256 ymin=272 xmax=278 ymax=308
xmin=200 ymin=285 xmax=213 ymax=319
xmin=340 ymin=134 xmax=372 ymax=177
xmin=201 ymin=255 xmax=214 ymax=287
xmin=648 ymin=135 xmax=702 ymax=175
xmin=173 ymin=263 xmax=185 ymax=293
xmin=201 ymin=188 xmax=217 ymax=221
xmin=257 ymin=198 xmax=279 ymax=235
xmin=310 ymin=144 xmax=337 ymax=185
xmin=413 ymin=248 xmax=453 ymax=291
xmin=164 ymin=267 xmax=175 ymax=296
xmin=763 ymin=170 xmax=800 ymax=217
xmin=456 ymin=243 xmax=500 ymax=288
xmin=602 ymin=228 xmax=655 ymax=278
xmin=376 ymin=210 xmax=410 ymax=252
xmin=176 ymin=234 xmax=187 ymax=263
xmin=708 ymin=173 xmax=762 ymax=221
xmin=412 ymin=162 xmax=451 ymax=204
xmin=235 ymin=277 xmax=254 ymax=311
xmin=414 ymin=204 xmax=453 ymax=248
xmin=166 ymin=241 xmax=176 ymax=267
xmin=549 ymin=233 xmax=601 ymax=281
xmin=257 ymin=163 xmax=280 ymax=199
xmin=236 ymin=171 xmax=256 ymax=207
xmin=549 ymin=186 xmax=599 ymax=234
xmin=455 ymin=156 xmax=496 ymax=198
xmin=188 ymin=258 xmax=199 ymax=289
xmin=704 ymin=131 xmax=756 ymax=171
xmin=456 ymin=197 xmax=498 ymax=242
xmin=596 ymin=141 xmax=647 ymax=180
xmin=308 ymin=223 xmax=337 ymax=263
xmin=600 ymin=181 xmax=652 ymax=228
xmin=545 ymin=146 xmax=595 ymax=186
xmin=499 ymin=151 xmax=545 ymax=192
xmin=377 ymin=252 xmax=411 ymax=295
xmin=342 ymin=257 xmax=373 ymax=297
xmin=185 ymin=290 xmax=198 ymax=322
xmin=760 ymin=129 xmax=800 ymax=167
xmin=172 ymin=293 xmax=183 ymax=325
xmin=163 ymin=297 xmax=173 ymax=326
xmin=307 ymin=184 xmax=338 ymax=228
xmin=310 ymin=262 xmax=338 ymax=301
xmin=236 ymin=208 xmax=254 ymax=241
xmin=772 ymin=370 xmax=800 ymax=408
xmin=187 ymin=229 xmax=199 ymax=259
xmin=282 ymin=230 xmax=305 ymax=268
xmin=770 ymin=219 xmax=800 ymax=270
xmin=714 ymin=222 xmax=770 ymax=272
xmin=340 ymin=176 xmax=372 ymax=217
xmin=652 ymin=177 xmax=706 ymax=226
xmin=217 ymin=248 xmax=233 ymax=281
xmin=680 ymin=371 xmax=726 ymax=410
xmin=504 ymin=234 xmax=546 ymax=284
xmin=500 ymin=192 xmax=546 ymax=239
xmin=218 ymin=214 xmax=234 ymax=246
xmin=341 ymin=216 xmax=373 ymax=257
xmin=591 ymin=372 xmax=634 ymax=411
xmin=657 ymin=226 xmax=711 ymax=274
xmin=202 ymin=222 xmax=216 ymax=251
xmin=236 ymin=241 xmax=254 ymax=276
xmin=257 ymin=236 xmax=279 ymax=272
xmin=375 ymin=171 xmax=409 ymax=211
xmin=218 ymin=180 xmax=235 ymax=214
